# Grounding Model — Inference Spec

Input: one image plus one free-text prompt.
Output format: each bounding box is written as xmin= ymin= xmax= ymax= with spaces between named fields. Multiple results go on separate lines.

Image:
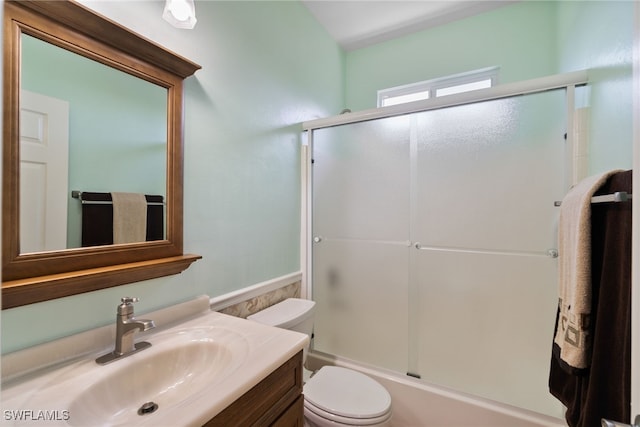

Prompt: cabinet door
xmin=271 ymin=395 xmax=304 ymax=427
xmin=205 ymin=352 xmax=303 ymax=426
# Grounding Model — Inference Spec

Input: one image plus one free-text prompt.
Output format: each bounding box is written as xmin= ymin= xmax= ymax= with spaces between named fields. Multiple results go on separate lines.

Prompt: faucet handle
xmin=121 ymin=297 xmax=139 ymax=305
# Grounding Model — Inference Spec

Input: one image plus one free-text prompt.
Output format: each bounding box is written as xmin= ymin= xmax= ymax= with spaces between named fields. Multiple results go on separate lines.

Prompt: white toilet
xmin=247 ymin=298 xmax=392 ymax=427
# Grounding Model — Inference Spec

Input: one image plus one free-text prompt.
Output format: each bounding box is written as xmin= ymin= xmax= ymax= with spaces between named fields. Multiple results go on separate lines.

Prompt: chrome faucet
xmin=96 ymin=297 xmax=155 ymax=365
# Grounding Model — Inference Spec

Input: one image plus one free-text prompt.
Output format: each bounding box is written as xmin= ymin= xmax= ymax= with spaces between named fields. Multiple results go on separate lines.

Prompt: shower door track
xmin=302 ymin=70 xmax=588 ymax=131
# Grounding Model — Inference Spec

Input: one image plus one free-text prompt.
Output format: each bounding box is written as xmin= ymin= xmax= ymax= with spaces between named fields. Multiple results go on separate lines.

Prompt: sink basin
xmin=15 ymin=326 xmax=248 ymax=427
xmin=68 ymin=333 xmax=235 ymax=426
xmin=1 ymin=305 xmax=309 ymax=426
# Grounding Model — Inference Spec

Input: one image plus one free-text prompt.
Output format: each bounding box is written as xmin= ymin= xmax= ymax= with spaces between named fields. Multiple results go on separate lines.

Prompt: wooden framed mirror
xmin=2 ymin=0 xmax=201 ymax=309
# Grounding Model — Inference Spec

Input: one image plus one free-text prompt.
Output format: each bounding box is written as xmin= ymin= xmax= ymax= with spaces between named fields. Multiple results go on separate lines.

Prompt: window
xmin=377 ymin=67 xmax=499 ymax=107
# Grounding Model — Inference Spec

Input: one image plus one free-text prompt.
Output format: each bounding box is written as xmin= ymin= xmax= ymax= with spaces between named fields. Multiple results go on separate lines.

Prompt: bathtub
xmin=306 ymin=351 xmax=567 ymax=427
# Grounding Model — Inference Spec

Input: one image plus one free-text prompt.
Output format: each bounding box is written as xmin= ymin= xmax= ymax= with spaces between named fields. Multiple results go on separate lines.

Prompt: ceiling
xmin=301 ymin=0 xmax=517 ymax=51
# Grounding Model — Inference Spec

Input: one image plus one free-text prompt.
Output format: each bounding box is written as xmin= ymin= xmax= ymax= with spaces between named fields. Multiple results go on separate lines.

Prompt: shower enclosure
xmin=303 ymin=72 xmax=588 ymax=418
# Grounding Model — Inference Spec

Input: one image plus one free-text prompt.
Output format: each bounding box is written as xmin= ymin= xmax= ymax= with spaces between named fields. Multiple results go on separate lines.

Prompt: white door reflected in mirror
xmin=20 ymin=90 xmax=69 ymax=253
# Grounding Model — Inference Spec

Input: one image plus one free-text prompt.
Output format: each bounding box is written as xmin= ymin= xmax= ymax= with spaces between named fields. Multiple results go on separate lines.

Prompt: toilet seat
xmin=304 ymin=366 xmax=391 ymax=425
xmin=304 ymin=400 xmax=392 ymax=426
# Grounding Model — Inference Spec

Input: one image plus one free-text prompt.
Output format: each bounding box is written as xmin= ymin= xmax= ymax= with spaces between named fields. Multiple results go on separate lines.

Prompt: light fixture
xmin=163 ymin=0 xmax=197 ymax=29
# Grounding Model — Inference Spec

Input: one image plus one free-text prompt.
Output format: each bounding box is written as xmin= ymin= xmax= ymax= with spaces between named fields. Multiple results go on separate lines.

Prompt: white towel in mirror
xmin=111 ymin=192 xmax=147 ymax=244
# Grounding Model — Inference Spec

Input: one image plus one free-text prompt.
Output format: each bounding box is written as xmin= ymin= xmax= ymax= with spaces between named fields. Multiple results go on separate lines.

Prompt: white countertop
xmin=1 ymin=296 xmax=308 ymax=426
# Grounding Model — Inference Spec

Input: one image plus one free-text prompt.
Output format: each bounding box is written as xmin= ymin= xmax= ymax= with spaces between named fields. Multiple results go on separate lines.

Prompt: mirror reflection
xmin=19 ymin=34 xmax=167 ymax=253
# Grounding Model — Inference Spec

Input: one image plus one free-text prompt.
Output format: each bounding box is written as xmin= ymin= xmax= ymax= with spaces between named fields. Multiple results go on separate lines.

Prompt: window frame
xmin=377 ymin=67 xmax=499 ymax=107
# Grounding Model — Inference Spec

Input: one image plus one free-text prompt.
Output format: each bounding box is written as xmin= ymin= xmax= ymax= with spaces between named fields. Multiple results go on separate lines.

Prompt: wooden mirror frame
xmin=2 ymin=1 xmax=202 ymax=309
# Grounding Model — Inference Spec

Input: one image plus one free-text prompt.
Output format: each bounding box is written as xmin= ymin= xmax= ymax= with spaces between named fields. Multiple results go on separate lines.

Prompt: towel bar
xmin=554 ymin=191 xmax=632 ymax=206
xmin=71 ymin=190 xmax=165 ymax=206
xmin=590 ymin=191 xmax=632 ymax=204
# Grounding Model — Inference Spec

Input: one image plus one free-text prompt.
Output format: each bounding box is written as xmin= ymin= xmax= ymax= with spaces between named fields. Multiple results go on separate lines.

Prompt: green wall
xmin=344 ymin=1 xmax=558 ymax=111
xmin=1 ymin=0 xmax=344 ymax=353
xmin=556 ymin=0 xmax=633 ymax=173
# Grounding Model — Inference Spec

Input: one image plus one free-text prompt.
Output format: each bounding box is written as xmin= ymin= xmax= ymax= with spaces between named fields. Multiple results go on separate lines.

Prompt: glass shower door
xmin=411 ymin=90 xmax=566 ymax=415
xmin=311 ymin=115 xmax=411 ymax=373
xmin=310 ymin=88 xmax=569 ymax=417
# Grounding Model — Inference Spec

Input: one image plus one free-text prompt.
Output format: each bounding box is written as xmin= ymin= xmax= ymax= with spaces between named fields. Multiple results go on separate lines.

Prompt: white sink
xmin=1 ymin=307 xmax=308 ymax=426
xmin=68 ymin=328 xmax=243 ymax=426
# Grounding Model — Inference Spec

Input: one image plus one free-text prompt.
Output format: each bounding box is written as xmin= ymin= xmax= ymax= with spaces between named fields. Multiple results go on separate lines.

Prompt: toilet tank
xmin=247 ymin=298 xmax=315 ymax=338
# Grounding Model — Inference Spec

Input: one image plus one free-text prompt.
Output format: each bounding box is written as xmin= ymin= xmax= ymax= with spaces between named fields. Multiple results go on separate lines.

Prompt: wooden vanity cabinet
xmin=205 ymin=351 xmax=304 ymax=426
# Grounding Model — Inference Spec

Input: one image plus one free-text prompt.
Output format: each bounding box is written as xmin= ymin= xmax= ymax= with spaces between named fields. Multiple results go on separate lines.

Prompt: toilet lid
xmin=304 ymin=366 xmax=391 ymax=419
